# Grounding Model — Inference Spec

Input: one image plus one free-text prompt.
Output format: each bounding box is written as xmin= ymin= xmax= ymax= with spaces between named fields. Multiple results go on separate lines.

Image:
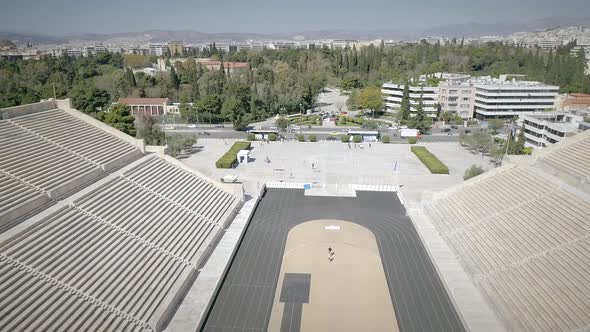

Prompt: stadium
xmin=0 ymin=99 xmax=589 ymax=332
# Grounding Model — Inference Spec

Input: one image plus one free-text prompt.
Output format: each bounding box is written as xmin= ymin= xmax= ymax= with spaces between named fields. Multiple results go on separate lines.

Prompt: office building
xmin=472 ymin=75 xmax=559 ymax=119
xmin=381 ymin=83 xmax=439 ymax=117
xmin=148 ymin=43 xmax=166 ymax=56
xmin=519 ymin=112 xmax=588 ymax=147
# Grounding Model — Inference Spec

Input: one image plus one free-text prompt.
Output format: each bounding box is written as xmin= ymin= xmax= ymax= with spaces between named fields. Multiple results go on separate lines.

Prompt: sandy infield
xmin=268 ymin=219 xmax=398 ymax=332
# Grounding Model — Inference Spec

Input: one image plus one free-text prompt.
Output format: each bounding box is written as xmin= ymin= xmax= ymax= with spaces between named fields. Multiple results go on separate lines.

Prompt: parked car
xmin=399 ymin=125 xmax=408 ymax=129
xmin=187 ymin=124 xmax=197 ymax=128
xmin=163 ymin=126 xmax=175 ymax=130
xmin=388 ymin=126 xmax=398 ymax=131
xmin=199 ymin=131 xmax=210 ymax=136
xmin=464 ymin=129 xmax=471 ymax=134
xmin=451 ymin=125 xmax=459 ymax=129
xmin=442 ymin=128 xmax=451 ymax=132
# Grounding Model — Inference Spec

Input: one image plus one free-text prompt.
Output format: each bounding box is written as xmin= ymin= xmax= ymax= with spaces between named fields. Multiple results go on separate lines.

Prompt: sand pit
xmin=268 ymin=220 xmax=398 ymax=332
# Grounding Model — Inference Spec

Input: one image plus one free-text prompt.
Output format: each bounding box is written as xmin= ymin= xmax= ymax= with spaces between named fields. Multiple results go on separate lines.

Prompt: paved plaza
xmin=181 ymin=139 xmax=494 ymax=202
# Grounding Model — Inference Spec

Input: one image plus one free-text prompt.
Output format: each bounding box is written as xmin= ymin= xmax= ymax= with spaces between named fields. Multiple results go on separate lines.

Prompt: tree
xmin=125 ymin=67 xmax=136 ymax=87
xmin=346 ymin=89 xmax=360 ymax=110
xmin=464 ymin=165 xmax=485 ymax=180
xmin=357 ymin=86 xmax=383 ymax=116
xmin=178 ymin=99 xmax=193 ymax=122
xmin=399 ymin=83 xmax=411 ymax=121
xmin=488 ymin=118 xmax=505 ymax=134
xmin=411 ymin=92 xmax=433 ymax=133
xmin=221 ymin=96 xmax=248 ymax=130
xmin=276 ymin=117 xmax=289 ymax=131
xmin=135 ymin=113 xmax=165 ymax=145
xmin=196 ymin=95 xmax=222 ymax=115
xmin=104 ymin=103 xmax=135 ymax=136
xmin=70 ymin=81 xmax=111 ymax=113
xmin=508 ymin=125 xmax=526 ymax=155
xmin=169 ymin=65 xmax=180 ymax=90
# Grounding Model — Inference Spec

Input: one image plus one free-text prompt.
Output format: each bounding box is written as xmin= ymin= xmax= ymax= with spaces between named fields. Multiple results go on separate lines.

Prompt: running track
xmin=202 ymin=189 xmax=464 ymax=332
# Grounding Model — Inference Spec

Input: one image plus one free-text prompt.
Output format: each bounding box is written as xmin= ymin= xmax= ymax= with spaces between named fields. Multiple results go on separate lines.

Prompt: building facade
xmin=117 ymin=98 xmax=170 ymax=116
xmin=381 ymin=83 xmax=439 ymax=117
xmin=167 ymin=41 xmax=184 ymax=56
xmin=473 ymin=77 xmax=559 ymax=119
xmin=438 ymin=84 xmax=476 ymax=119
xmin=148 ymin=44 xmax=166 ymax=56
xmin=519 ymin=113 xmax=587 ymax=147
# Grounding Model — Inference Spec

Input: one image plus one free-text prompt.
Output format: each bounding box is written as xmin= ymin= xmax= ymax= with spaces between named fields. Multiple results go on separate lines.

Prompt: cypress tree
xmin=399 ymin=83 xmax=411 ymax=121
xmin=126 ymin=67 xmax=136 ymax=87
xmin=352 ymin=45 xmax=358 ymax=70
xmin=191 ymin=81 xmax=200 ymax=101
xmin=414 ymin=91 xmax=427 ymax=132
xmin=169 ymin=66 xmax=179 ymax=90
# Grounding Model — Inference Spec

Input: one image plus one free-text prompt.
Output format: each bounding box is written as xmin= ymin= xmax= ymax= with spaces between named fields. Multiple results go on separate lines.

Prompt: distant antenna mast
xmin=52 ymin=82 xmax=57 ymax=99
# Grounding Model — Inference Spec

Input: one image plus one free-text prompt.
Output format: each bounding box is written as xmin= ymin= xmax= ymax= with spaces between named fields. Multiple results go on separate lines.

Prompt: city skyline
xmin=1 ymin=0 xmax=590 ymax=36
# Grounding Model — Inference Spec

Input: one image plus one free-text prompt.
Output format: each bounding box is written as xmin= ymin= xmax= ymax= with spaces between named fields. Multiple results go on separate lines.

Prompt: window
xmin=461 ymin=90 xmax=471 ymax=94
xmin=448 ymin=97 xmax=458 ymax=102
xmin=449 ymin=90 xmax=458 ymax=94
xmin=460 ymin=104 xmax=470 ymax=108
xmin=462 ymin=97 xmax=470 ymax=101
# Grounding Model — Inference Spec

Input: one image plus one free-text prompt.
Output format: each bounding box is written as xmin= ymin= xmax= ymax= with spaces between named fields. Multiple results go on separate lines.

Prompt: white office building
xmin=519 ymin=112 xmax=588 ymax=147
xmin=148 ymin=43 xmax=166 ymax=56
xmin=473 ymin=76 xmax=559 ymax=119
xmin=381 ymin=83 xmax=439 ymax=117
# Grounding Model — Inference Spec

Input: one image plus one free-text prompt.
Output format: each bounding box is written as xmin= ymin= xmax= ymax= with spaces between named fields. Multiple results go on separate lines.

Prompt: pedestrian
xmin=312 ymin=163 xmax=315 ymax=169
xmin=369 ymin=143 xmax=372 ymax=148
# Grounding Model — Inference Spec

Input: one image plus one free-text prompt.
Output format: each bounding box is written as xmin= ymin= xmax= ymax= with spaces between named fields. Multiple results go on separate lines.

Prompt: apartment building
xmin=148 ymin=43 xmax=166 ymax=56
xmin=519 ymin=113 xmax=587 ymax=147
xmin=167 ymin=41 xmax=184 ymax=56
xmin=439 ymin=83 xmax=476 ymax=119
xmin=381 ymin=83 xmax=438 ymax=117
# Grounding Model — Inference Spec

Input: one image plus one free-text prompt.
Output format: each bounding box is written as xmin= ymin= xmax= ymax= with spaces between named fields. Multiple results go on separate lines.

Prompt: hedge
xmin=247 ymin=133 xmax=256 ymax=141
xmin=309 ymin=134 xmax=317 ymax=142
xmin=352 ymin=135 xmax=362 ymax=143
xmin=382 ymin=135 xmax=390 ymax=143
xmin=297 ymin=134 xmax=305 ymax=142
xmin=215 ymin=141 xmax=251 ymax=168
xmin=268 ymin=133 xmax=277 ymax=141
xmin=340 ymin=134 xmax=350 ymax=142
xmin=411 ymin=146 xmax=449 ymax=174
xmin=407 ymin=137 xmax=417 ymax=144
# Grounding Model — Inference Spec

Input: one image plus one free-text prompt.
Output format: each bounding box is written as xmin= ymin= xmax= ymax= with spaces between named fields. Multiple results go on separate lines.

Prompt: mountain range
xmin=2 ymin=16 xmax=589 ymax=45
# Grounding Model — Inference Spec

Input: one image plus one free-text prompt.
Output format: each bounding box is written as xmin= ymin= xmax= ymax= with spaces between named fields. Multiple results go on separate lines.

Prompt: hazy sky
xmin=1 ymin=0 xmax=589 ymax=35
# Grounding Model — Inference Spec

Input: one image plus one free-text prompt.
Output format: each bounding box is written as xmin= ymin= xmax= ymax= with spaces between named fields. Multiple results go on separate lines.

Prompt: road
xmin=164 ymin=126 xmax=461 ymax=142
